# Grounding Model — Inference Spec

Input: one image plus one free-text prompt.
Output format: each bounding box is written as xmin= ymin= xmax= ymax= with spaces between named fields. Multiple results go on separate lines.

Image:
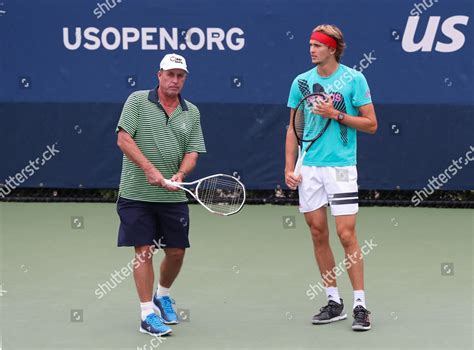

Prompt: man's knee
xmin=134 ymin=245 xmax=154 ymax=264
xmin=336 ymin=228 xmax=356 ymax=247
xmin=305 ymin=214 xmax=329 ymax=245
xmin=164 ymin=248 xmax=186 ymax=261
xmin=309 ymin=224 xmax=329 ymax=245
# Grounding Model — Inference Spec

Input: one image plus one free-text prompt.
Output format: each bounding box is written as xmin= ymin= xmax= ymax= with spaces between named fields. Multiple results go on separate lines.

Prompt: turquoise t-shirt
xmin=287 ymin=64 xmax=372 ymax=166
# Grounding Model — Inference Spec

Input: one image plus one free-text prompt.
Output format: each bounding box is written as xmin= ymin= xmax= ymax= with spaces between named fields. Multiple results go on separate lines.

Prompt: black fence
xmin=1 ymin=187 xmax=473 ymax=208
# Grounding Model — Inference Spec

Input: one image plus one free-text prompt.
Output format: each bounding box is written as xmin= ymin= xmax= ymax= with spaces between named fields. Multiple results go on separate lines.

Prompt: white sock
xmin=157 ymin=284 xmax=170 ymax=297
xmin=140 ymin=301 xmax=155 ymax=321
xmin=353 ymin=290 xmax=366 ymax=309
xmin=325 ymin=286 xmax=341 ymax=304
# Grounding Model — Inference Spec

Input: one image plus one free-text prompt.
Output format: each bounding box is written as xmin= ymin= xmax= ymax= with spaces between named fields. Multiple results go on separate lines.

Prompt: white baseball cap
xmin=160 ymin=53 xmax=189 ymax=73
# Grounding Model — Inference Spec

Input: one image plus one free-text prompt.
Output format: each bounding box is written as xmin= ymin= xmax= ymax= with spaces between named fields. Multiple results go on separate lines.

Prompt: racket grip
xmin=294 ymin=158 xmax=303 ymax=177
xmin=293 ymin=149 xmax=306 ymax=177
xmin=164 ymin=179 xmax=175 ymax=186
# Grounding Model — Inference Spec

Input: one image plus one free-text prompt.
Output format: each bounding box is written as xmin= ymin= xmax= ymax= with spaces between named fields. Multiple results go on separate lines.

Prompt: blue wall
xmin=1 ymin=0 xmax=473 ymax=190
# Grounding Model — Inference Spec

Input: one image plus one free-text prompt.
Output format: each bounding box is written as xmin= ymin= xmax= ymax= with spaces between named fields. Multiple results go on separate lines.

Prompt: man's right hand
xmin=144 ymin=166 xmax=167 ymax=187
xmin=285 ymin=170 xmax=302 ymax=190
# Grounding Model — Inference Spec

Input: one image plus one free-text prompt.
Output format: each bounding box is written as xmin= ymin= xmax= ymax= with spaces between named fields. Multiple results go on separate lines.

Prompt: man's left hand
xmin=313 ymin=94 xmax=338 ymax=120
xmin=165 ymin=172 xmax=184 ymax=192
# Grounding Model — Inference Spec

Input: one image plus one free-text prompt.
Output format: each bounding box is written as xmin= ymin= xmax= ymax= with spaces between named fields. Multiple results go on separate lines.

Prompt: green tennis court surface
xmin=1 ymin=203 xmax=472 ymax=349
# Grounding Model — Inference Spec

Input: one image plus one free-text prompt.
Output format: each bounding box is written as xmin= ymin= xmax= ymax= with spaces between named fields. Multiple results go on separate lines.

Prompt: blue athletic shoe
xmin=153 ymin=294 xmax=179 ymax=324
xmin=139 ymin=313 xmax=172 ymax=336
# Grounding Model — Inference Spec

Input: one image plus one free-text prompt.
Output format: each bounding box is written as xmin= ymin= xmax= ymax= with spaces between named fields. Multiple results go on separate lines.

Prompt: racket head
xmin=194 ymin=174 xmax=246 ymax=216
xmin=292 ymin=93 xmax=329 ymax=143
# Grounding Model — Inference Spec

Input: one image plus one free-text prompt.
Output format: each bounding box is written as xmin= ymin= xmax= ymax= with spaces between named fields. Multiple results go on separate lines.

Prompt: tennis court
xmin=1 ymin=202 xmax=472 ymax=349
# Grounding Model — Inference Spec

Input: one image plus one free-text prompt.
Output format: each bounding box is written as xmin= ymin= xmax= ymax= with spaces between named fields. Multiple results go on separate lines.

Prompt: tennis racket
xmin=292 ymin=92 xmax=332 ymax=177
xmin=164 ymin=174 xmax=246 ymax=216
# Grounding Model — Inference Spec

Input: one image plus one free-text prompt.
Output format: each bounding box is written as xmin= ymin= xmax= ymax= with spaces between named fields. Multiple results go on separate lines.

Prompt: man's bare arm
xmin=315 ymin=99 xmax=378 ymax=134
xmin=336 ymin=103 xmax=378 ymax=134
xmin=175 ymin=152 xmax=199 ymax=179
xmin=117 ymin=129 xmax=166 ymax=187
xmin=285 ymin=109 xmax=302 ymax=190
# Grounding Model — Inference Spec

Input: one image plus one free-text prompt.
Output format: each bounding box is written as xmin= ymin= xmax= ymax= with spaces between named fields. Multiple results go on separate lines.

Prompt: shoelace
xmin=319 ymin=302 xmax=337 ymax=314
xmin=160 ymin=297 xmax=176 ymax=314
xmin=147 ymin=314 xmax=166 ymax=328
xmin=319 ymin=304 xmax=331 ymax=313
xmin=353 ymin=307 xmax=370 ymax=320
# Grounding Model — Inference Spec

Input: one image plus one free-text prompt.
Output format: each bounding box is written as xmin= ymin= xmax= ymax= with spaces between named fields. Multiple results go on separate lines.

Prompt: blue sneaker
xmin=139 ymin=313 xmax=172 ymax=336
xmin=153 ymin=294 xmax=179 ymax=324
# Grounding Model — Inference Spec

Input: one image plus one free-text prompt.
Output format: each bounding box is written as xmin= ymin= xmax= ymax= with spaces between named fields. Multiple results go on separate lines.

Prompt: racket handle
xmin=164 ymin=179 xmax=176 ymax=186
xmin=294 ymin=150 xmax=305 ymax=177
xmin=294 ymin=159 xmax=303 ymax=177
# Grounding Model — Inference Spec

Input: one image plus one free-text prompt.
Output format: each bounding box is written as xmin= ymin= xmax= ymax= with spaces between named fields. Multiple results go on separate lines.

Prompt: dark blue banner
xmin=1 ymin=0 xmax=473 ymax=190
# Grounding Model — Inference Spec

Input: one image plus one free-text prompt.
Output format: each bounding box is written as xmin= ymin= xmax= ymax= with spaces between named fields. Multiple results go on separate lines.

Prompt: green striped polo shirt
xmin=116 ymin=87 xmax=206 ymax=202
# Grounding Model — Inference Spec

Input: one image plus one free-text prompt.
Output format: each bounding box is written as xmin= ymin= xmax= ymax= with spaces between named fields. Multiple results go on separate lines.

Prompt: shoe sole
xmin=153 ymin=304 xmax=180 ymax=325
xmin=312 ymin=313 xmax=347 ymax=324
xmin=352 ymin=324 xmax=371 ymax=331
xmin=139 ymin=327 xmax=173 ymax=336
xmin=163 ymin=320 xmax=179 ymax=325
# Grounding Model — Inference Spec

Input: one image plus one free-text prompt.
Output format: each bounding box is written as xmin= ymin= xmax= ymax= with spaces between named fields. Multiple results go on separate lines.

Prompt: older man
xmin=116 ymin=53 xmax=206 ymax=336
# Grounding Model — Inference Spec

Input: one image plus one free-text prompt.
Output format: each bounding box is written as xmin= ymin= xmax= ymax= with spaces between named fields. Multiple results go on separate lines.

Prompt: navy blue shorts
xmin=117 ymin=197 xmax=190 ymax=248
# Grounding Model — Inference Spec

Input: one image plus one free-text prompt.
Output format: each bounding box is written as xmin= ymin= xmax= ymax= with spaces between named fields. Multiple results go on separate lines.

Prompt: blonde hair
xmin=312 ymin=24 xmax=346 ymax=62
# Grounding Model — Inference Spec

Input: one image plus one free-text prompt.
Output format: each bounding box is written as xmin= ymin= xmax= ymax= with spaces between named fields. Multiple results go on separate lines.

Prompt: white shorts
xmin=298 ymin=165 xmax=359 ymax=216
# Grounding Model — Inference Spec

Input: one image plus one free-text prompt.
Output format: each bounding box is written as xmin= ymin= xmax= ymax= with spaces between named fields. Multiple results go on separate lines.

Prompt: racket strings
xmin=294 ymin=95 xmax=326 ymax=142
xmin=197 ymin=176 xmax=245 ymax=215
xmin=293 ymin=108 xmax=306 ymax=141
xmin=203 ymin=176 xmax=218 ymax=207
